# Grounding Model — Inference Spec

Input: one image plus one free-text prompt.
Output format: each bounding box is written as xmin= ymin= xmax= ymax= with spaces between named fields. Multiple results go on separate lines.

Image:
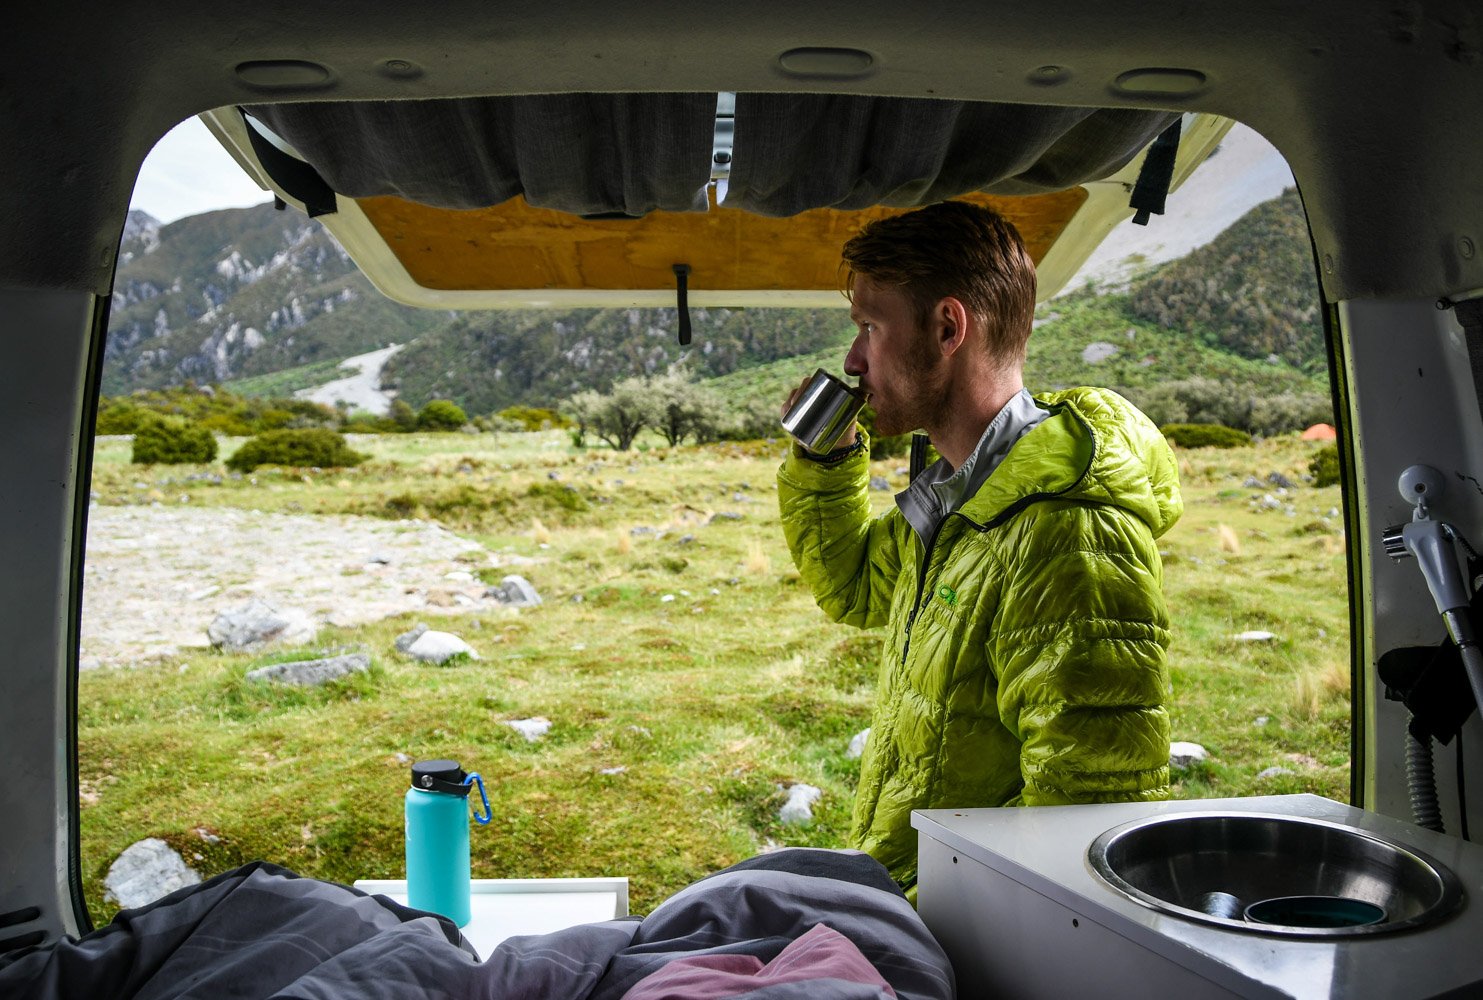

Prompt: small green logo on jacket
xmin=937 ymin=585 xmax=957 ymax=606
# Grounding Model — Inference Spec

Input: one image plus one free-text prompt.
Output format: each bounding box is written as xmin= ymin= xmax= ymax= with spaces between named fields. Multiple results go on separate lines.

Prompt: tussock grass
xmin=81 ymin=430 xmax=1352 ymax=926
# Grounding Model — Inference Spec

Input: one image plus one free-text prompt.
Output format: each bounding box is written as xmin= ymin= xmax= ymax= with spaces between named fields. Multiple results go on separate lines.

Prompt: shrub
xmin=225 ymin=428 xmax=367 ymax=472
xmin=1309 ymin=443 xmax=1341 ymax=487
xmin=1160 ymin=423 xmax=1252 ymax=449
xmin=495 ymin=406 xmax=572 ymax=431
xmin=417 ymin=399 xmax=468 ymax=431
xmin=1248 ymin=391 xmax=1334 ymax=437
xmin=1131 ymin=378 xmax=1253 ymax=431
xmin=97 ymin=400 xmax=147 ymax=435
xmin=131 ymin=417 xmax=218 ymax=465
xmin=388 ymin=398 xmax=418 ymax=432
xmin=712 ymin=398 xmax=784 ymax=442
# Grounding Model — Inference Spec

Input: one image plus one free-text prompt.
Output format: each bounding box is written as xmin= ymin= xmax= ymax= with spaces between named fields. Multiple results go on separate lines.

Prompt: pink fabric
xmin=621 ymin=923 xmax=897 ymax=1000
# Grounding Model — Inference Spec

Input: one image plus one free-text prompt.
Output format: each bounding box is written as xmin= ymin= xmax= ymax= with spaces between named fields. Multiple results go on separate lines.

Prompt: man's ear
xmin=935 ymin=297 xmax=972 ymax=357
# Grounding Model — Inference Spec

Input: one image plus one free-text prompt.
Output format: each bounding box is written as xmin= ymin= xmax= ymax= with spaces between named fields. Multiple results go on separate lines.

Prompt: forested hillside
xmin=1127 ymin=188 xmax=1323 ymax=372
xmin=379 ymin=307 xmax=854 ymax=416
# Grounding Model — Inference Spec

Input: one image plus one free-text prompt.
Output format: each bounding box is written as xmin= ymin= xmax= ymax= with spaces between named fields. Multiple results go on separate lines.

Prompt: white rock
xmin=599 ymin=766 xmax=627 ymax=775
xmin=407 ymin=630 xmax=476 ymax=664
xmin=103 ymin=838 xmax=202 ymax=910
xmin=846 ymin=728 xmax=871 ymax=760
xmin=1257 ymin=766 xmax=1295 ymax=781
xmin=207 ymin=599 xmax=317 ymax=651
xmin=505 ymin=717 xmax=552 ymax=742
xmin=245 ymin=653 xmax=369 ymax=686
xmin=487 ymin=574 xmax=543 ymax=607
xmin=779 ymin=783 xmax=823 ymax=825
xmin=1234 ymin=630 xmax=1278 ymax=642
xmin=1169 ymin=741 xmax=1210 ymax=769
xmin=394 ymin=623 xmax=429 ymax=653
xmin=1080 ymin=341 xmax=1119 ymax=364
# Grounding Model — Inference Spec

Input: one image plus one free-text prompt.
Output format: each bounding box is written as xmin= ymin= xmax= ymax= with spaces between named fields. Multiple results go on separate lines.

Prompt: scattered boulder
xmin=505 ymin=717 xmax=552 ymax=742
xmin=207 ymin=599 xmax=317 ymax=651
xmin=869 ymin=476 xmax=892 ymax=491
xmin=394 ymin=623 xmax=429 ymax=652
xmin=487 ymin=574 xmax=542 ymax=607
xmin=406 ymin=630 xmax=476 ymax=664
xmin=707 ymin=512 xmax=744 ymax=524
xmin=103 ymin=838 xmax=202 ymax=910
xmin=1257 ymin=766 xmax=1295 ymax=781
xmin=1080 ymin=342 xmax=1119 ymax=364
xmin=846 ymin=728 xmax=870 ymax=760
xmin=1242 ymin=476 xmax=1264 ymax=489
xmin=779 ymin=783 xmax=823 ymax=825
xmin=1266 ymin=471 xmax=1297 ymax=489
xmin=245 ymin=653 xmax=369 ymax=687
xmin=1234 ymin=630 xmax=1278 ymax=642
xmin=1169 ymin=741 xmax=1209 ymax=769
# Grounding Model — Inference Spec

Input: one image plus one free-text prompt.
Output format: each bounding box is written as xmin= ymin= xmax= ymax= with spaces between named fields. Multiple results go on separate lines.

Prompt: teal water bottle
xmin=405 ymin=759 xmax=490 ymax=926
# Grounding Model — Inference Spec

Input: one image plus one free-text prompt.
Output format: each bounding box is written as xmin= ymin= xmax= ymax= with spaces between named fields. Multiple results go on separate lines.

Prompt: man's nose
xmin=843 ymin=333 xmax=866 ymax=377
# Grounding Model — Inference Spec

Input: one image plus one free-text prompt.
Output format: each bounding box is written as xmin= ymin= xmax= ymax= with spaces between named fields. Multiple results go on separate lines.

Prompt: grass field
xmin=77 ymin=429 xmax=1349 ymax=925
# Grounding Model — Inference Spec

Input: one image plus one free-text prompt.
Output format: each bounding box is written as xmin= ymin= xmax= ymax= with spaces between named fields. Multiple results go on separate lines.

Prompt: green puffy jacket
xmin=777 ymin=386 xmax=1182 ymax=891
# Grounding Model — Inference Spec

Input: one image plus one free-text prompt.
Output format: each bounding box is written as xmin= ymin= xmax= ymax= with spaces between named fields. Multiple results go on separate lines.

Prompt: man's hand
xmin=782 ymin=376 xmax=858 ymax=454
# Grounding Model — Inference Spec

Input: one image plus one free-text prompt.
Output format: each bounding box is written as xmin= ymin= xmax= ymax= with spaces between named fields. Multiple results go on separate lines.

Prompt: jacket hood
xmin=960 ymin=386 xmax=1183 ymax=538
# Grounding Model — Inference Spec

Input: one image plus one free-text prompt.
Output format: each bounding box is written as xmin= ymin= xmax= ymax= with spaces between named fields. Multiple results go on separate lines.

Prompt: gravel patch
xmin=81 ymin=505 xmax=527 ymax=669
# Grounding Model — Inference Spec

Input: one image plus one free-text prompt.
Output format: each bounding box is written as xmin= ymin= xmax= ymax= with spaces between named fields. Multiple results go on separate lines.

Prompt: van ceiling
xmin=5 ymin=1 xmax=1482 ymax=302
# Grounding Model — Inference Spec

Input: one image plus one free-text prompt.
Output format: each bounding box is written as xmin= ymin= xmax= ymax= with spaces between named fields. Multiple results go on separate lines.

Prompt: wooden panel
xmin=357 ymin=188 xmax=1088 ymax=293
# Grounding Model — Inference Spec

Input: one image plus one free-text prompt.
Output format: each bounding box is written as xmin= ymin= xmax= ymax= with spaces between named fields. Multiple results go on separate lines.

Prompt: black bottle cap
xmin=410 ymin=758 xmax=471 ymax=796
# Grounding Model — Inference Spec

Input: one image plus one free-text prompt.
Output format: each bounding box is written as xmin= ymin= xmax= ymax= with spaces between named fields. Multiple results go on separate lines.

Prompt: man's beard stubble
xmin=871 ymin=332 xmax=952 ymax=438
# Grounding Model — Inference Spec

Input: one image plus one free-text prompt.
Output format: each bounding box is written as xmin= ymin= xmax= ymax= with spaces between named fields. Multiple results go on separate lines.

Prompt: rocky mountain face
xmin=107 ymin=180 xmax=1326 ymax=412
xmin=104 ymin=203 xmax=446 ymax=395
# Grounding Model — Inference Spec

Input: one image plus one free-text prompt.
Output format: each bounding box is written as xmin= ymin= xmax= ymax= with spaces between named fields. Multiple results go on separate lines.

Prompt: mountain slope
xmin=104 ymin=204 xmax=448 ymax=394
xmin=380 ymin=307 xmax=855 ymax=415
xmin=1127 ymin=188 xmax=1323 ymax=371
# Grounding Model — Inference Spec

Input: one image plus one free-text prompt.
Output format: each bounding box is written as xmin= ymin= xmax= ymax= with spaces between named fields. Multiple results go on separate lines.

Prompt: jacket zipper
xmin=896 ymin=401 xmax=1100 ymax=665
xmin=900 ymin=515 xmax=951 ymax=666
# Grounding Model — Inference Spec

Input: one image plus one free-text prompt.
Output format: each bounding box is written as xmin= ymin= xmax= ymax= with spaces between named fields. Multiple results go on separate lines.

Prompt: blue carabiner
xmin=463 ymin=772 xmax=492 ymax=825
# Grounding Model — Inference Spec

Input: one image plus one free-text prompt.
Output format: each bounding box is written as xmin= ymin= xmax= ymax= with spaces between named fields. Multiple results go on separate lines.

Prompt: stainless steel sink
xmin=1087 ymin=811 xmax=1464 ymax=937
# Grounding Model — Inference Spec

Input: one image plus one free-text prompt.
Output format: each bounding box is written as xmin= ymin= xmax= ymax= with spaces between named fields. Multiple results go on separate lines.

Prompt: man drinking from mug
xmin=777 ymin=200 xmax=1183 ymax=900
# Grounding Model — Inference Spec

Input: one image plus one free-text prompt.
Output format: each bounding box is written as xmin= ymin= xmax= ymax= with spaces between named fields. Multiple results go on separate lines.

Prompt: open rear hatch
xmin=201 ymin=95 xmax=1232 ymax=308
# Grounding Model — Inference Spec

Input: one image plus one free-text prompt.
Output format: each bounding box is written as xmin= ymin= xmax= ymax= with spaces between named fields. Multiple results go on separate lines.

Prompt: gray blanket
xmin=1 ymin=849 xmax=954 ymax=999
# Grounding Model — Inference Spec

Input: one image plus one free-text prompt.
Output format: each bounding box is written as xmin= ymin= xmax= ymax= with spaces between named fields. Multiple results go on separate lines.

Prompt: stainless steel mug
xmin=781 ymin=369 xmax=867 ymax=454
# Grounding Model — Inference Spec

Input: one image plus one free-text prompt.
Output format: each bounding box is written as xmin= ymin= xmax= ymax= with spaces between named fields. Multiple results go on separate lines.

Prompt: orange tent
xmin=1301 ymin=423 xmax=1337 ymax=441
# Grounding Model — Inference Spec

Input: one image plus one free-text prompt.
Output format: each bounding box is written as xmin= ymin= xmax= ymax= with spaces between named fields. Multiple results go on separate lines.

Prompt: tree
xmin=563 ymin=378 xmax=651 ymax=450
xmin=649 ymin=367 xmax=724 ymax=446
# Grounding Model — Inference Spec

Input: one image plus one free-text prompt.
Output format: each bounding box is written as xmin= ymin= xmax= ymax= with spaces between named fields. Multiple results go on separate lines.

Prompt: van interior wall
xmin=0 ymin=289 xmax=100 ymax=946
xmin=1343 ymin=299 xmax=1483 ymax=833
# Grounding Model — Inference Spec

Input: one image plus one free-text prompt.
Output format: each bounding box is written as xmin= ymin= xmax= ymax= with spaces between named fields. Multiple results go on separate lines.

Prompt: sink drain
xmin=1245 ymin=895 xmax=1386 ymax=928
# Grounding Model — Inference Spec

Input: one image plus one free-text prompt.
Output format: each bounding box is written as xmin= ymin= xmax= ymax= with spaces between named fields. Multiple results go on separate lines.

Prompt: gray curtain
xmin=247 ymin=92 xmax=1178 ymax=218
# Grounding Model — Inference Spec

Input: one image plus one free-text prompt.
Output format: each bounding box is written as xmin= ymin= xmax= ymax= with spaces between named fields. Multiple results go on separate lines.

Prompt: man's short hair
xmin=841 ymin=201 xmax=1037 ymax=367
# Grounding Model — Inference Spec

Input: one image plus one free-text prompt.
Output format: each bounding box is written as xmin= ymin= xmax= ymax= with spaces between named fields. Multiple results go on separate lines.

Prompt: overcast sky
xmin=129 ymin=117 xmax=273 ymax=224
